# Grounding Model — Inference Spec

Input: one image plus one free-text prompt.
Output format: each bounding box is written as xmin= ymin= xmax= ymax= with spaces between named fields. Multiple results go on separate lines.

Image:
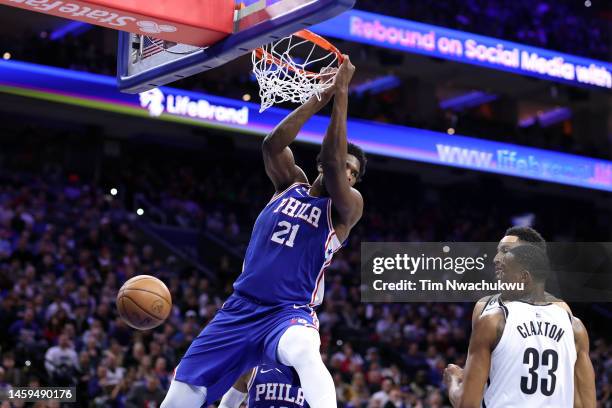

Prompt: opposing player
xmin=444 ymin=244 xmax=596 ymax=408
xmin=161 ymin=56 xmax=365 ymax=408
xmin=219 ymin=364 xmax=309 ymax=408
xmin=472 ymin=226 xmax=572 ymax=327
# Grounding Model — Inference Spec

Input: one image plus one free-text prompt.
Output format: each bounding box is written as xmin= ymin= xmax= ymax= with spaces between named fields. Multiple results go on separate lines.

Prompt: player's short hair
xmin=508 ymin=244 xmax=550 ymax=282
xmin=317 ymin=142 xmax=367 ymax=182
xmin=347 ymin=143 xmax=367 ymax=181
xmin=505 ymin=226 xmax=546 ymax=251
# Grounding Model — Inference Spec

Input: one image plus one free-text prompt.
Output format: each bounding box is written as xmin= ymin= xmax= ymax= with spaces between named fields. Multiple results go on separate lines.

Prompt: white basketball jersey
xmin=482 ymin=299 xmax=576 ymax=408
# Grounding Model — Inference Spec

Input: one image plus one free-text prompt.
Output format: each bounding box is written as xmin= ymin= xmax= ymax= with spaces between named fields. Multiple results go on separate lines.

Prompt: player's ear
xmin=520 ymin=269 xmax=532 ymax=284
xmin=317 ymin=163 xmax=323 ymax=173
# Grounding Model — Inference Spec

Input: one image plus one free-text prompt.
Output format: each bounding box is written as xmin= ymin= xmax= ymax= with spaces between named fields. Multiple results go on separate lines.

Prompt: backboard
xmin=117 ymin=0 xmax=354 ymax=94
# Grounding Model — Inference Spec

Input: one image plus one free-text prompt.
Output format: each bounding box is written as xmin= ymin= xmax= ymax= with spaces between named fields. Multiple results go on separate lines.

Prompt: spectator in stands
xmin=383 ymin=386 xmax=405 ymax=408
xmin=125 ymin=374 xmax=166 ymax=408
xmin=9 ymin=307 xmax=37 ymax=343
xmin=0 ymin=367 xmax=10 ymax=393
xmin=44 ymin=334 xmax=79 ymax=386
xmin=103 ymin=351 xmax=125 ymax=387
xmin=371 ymin=378 xmax=394 ymax=406
xmin=1 ymin=352 xmax=21 ymax=388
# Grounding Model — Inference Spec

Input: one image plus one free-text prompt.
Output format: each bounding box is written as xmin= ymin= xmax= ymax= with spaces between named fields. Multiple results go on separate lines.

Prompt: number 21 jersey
xmin=233 ymin=183 xmax=342 ymax=306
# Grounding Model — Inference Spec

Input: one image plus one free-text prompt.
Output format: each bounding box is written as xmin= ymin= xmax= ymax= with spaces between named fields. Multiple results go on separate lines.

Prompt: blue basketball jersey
xmin=247 ymin=364 xmax=309 ymax=408
xmin=233 ymin=183 xmax=342 ymax=306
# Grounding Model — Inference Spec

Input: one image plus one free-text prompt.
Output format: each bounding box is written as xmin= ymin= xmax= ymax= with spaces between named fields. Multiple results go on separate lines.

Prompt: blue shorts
xmin=173 ymin=292 xmax=318 ymax=405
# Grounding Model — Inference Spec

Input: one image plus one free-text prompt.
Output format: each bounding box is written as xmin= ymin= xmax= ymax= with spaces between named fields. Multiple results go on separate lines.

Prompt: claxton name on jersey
xmin=253 ymin=383 xmax=306 ymax=406
xmin=273 ymin=197 xmax=322 ymax=228
xmin=516 ymin=320 xmax=566 ymax=342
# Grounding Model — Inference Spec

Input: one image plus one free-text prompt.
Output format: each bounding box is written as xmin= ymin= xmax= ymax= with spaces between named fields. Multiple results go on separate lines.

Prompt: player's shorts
xmin=173 ymin=291 xmax=319 ymax=404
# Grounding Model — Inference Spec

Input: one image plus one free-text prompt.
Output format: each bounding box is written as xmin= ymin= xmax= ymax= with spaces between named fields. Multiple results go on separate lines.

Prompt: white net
xmin=252 ymin=30 xmax=340 ymax=112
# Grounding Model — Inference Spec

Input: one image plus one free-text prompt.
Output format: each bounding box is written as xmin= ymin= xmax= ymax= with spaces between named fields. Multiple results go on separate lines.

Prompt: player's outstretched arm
xmin=262 ymin=85 xmax=335 ymax=192
xmin=445 ymin=310 xmax=503 ymax=408
xmin=572 ymin=317 xmax=596 ymax=408
xmin=218 ymin=369 xmax=254 ymax=408
xmin=319 ymin=56 xmax=363 ymax=233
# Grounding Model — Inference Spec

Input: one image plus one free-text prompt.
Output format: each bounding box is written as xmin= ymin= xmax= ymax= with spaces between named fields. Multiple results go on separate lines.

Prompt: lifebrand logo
xmin=139 ymin=88 xmax=250 ymax=126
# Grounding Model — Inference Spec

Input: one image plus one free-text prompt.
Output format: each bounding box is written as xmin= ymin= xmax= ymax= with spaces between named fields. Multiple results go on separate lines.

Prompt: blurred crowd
xmin=0 ymin=133 xmax=611 ymax=407
xmin=116 ymin=143 xmax=612 ymax=244
xmin=0 ymin=172 xmax=189 ymax=407
xmin=357 ymin=0 xmax=610 ymax=61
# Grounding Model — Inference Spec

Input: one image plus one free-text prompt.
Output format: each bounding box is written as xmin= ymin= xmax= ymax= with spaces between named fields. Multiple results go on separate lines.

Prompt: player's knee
xmin=278 ymin=325 xmax=321 ymax=365
xmin=161 ymin=380 xmax=207 ymax=408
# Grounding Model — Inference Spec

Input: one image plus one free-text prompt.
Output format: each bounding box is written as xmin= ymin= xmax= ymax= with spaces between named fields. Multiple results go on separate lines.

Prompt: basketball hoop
xmin=252 ymin=30 xmax=344 ymax=112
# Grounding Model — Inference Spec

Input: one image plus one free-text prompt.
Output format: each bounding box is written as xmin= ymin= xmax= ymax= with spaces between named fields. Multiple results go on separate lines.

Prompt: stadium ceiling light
xmin=447 ymin=128 xmax=455 ymax=135
xmin=242 ymin=94 xmax=252 ymax=102
xmin=50 ymin=21 xmax=92 ymax=41
xmin=110 ymin=188 xmax=118 ymax=196
xmin=519 ymin=107 xmax=572 ymax=128
xmin=351 ymin=75 xmax=401 ymax=96
xmin=439 ymin=91 xmax=498 ymax=111
xmin=137 ymin=208 xmax=145 ymax=216
xmin=2 ymin=52 xmax=10 ymax=60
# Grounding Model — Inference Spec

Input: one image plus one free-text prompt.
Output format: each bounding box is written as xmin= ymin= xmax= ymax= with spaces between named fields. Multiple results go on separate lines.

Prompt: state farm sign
xmin=1 ymin=0 xmax=234 ymax=46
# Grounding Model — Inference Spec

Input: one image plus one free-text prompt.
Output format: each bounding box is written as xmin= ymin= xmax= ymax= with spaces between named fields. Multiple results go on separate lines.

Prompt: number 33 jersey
xmin=483 ymin=301 xmax=576 ymax=408
xmin=233 ymin=183 xmax=342 ymax=306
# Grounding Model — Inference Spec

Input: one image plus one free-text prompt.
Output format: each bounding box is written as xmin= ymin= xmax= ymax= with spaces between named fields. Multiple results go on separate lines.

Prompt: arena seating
xmin=0 ymin=133 xmax=610 ymax=406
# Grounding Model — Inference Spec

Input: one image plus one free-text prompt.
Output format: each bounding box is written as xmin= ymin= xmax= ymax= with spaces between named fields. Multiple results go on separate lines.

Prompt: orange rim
xmin=254 ymin=29 xmax=344 ymax=77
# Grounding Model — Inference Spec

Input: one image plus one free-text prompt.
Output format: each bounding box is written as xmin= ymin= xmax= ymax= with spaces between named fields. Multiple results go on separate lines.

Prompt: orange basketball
xmin=116 ymin=275 xmax=172 ymax=330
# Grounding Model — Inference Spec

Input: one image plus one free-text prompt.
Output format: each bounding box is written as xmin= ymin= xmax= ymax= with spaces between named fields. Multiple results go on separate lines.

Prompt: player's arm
xmin=471 ymin=296 xmax=491 ymax=329
xmin=542 ymin=291 xmax=573 ymax=315
xmin=219 ymin=369 xmax=255 ymax=408
xmin=262 ymin=85 xmax=335 ymax=192
xmin=445 ymin=310 xmax=504 ymax=408
xmin=319 ymin=56 xmax=363 ymax=231
xmin=559 ymin=301 xmax=572 ymax=314
xmin=553 ymin=300 xmax=572 ymax=316
xmin=572 ymin=317 xmax=596 ymax=408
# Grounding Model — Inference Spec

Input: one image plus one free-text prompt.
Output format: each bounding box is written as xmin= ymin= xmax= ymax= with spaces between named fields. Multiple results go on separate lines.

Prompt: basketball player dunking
xmin=161 ymin=56 xmax=365 ymax=408
xmin=444 ymin=244 xmax=596 ymax=408
xmin=219 ymin=364 xmax=309 ymax=408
